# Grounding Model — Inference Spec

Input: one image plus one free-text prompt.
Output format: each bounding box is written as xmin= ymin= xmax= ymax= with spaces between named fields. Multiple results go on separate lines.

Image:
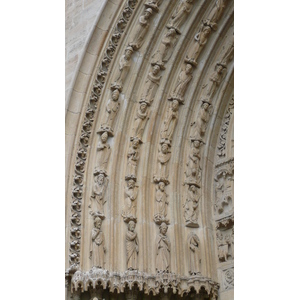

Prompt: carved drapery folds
xmin=188 ymin=232 xmax=201 ymax=275
xmin=122 ymin=179 xmax=139 ymax=222
xmin=126 ymin=221 xmax=139 ymax=270
xmin=155 ymin=222 xmax=171 ymax=273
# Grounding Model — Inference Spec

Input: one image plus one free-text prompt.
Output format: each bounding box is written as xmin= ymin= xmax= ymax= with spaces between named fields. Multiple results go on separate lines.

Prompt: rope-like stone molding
xmin=68 ymin=0 xmax=140 ymax=269
xmin=71 ymin=268 xmax=219 ymax=297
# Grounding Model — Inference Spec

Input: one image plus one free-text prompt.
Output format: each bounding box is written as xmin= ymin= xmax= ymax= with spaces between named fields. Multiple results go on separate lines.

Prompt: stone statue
xmin=160 ymin=100 xmax=179 ymax=141
xmin=126 ymin=221 xmax=139 ymax=270
xmin=157 ymin=142 xmax=171 ymax=179
xmin=188 ymin=233 xmax=201 ymax=275
xmin=190 ymin=101 xmax=211 ymax=140
xmin=205 ymin=0 xmax=226 ymax=30
xmin=169 ymin=63 xmax=193 ymax=103
xmin=112 ymin=46 xmax=134 ymax=89
xmin=185 ymin=140 xmax=202 ymax=183
xmin=216 ymin=230 xmax=228 ymax=261
xmin=167 ymin=0 xmax=194 ymax=34
xmin=131 ymin=102 xmax=149 ymax=139
xmin=89 ymin=170 xmax=108 ymax=218
xmin=96 ymin=132 xmax=111 ymax=170
xmin=185 ymin=24 xmax=211 ymax=65
xmin=154 ymin=181 xmax=169 ymax=224
xmin=140 ymin=65 xmax=161 ymax=104
xmin=204 ymin=63 xmax=226 ymax=101
xmin=122 ymin=179 xmax=138 ymax=222
xmin=183 ymin=185 xmax=199 ymax=227
xmin=89 ymin=217 xmax=106 ymax=268
xmin=129 ymin=8 xmax=153 ymax=50
xmin=220 ymin=35 xmax=234 ymax=66
xmin=151 ymin=28 xmax=177 ymax=66
xmin=103 ymin=89 xmax=120 ymax=129
xmin=126 ymin=138 xmax=140 ymax=179
xmin=155 ymin=222 xmax=171 ymax=273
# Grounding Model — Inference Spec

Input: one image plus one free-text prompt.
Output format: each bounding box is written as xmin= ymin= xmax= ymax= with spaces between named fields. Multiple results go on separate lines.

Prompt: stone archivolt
xmin=66 ymin=0 xmax=234 ymax=299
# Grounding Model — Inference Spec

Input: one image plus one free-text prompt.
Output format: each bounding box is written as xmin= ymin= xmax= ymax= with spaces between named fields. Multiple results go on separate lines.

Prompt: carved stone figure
xmin=126 ymin=138 xmax=140 ymax=179
xmin=145 ymin=0 xmax=163 ymax=11
xmin=112 ymin=46 xmax=134 ymax=89
xmin=122 ymin=179 xmax=138 ymax=222
xmin=157 ymin=142 xmax=171 ymax=180
xmin=96 ymin=131 xmax=111 ymax=170
xmin=89 ymin=217 xmax=106 ymax=268
xmin=169 ymin=64 xmax=193 ymax=103
xmin=167 ymin=0 xmax=194 ymax=34
xmin=220 ymin=35 xmax=234 ymax=66
xmin=154 ymin=181 xmax=169 ymax=224
xmin=131 ymin=102 xmax=149 ymax=139
xmin=216 ymin=230 xmax=228 ymax=262
xmin=190 ymin=101 xmax=211 ymax=140
xmin=151 ymin=28 xmax=177 ymax=66
xmin=204 ymin=63 xmax=226 ymax=101
xmin=103 ymin=89 xmax=120 ymax=129
xmin=205 ymin=0 xmax=226 ymax=30
xmin=185 ymin=24 xmax=211 ymax=65
xmin=183 ymin=185 xmax=199 ymax=227
xmin=155 ymin=222 xmax=171 ymax=273
xmin=129 ymin=8 xmax=153 ymax=50
xmin=160 ymin=100 xmax=179 ymax=141
xmin=140 ymin=65 xmax=161 ymax=104
xmin=89 ymin=169 xmax=108 ymax=218
xmin=185 ymin=140 xmax=203 ymax=184
xmin=188 ymin=233 xmax=201 ymax=275
xmin=126 ymin=221 xmax=139 ymax=270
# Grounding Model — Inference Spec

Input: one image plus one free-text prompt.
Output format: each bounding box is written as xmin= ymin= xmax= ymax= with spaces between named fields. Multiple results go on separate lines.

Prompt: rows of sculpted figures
xmin=87 ymin=0 xmax=233 ymax=276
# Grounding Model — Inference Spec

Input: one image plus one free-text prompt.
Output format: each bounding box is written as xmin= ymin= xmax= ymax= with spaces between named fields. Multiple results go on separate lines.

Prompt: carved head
xmin=94 ymin=217 xmax=102 ymax=229
xmin=185 ymin=63 xmax=193 ymax=74
xmin=124 ymin=46 xmax=134 ymax=59
xmin=167 ymin=28 xmax=176 ymax=37
xmin=190 ymin=185 xmax=196 ymax=192
xmin=158 ymin=181 xmax=165 ymax=191
xmin=140 ymin=103 xmax=147 ymax=113
xmin=128 ymin=220 xmax=136 ymax=232
xmin=144 ymin=8 xmax=153 ymax=18
xmin=112 ymin=89 xmax=120 ymax=101
xmin=172 ymin=100 xmax=179 ymax=111
xmin=152 ymin=65 xmax=160 ymax=75
xmin=161 ymin=143 xmax=169 ymax=154
xmin=101 ymin=132 xmax=108 ymax=143
xmin=132 ymin=138 xmax=140 ymax=148
xmin=216 ymin=64 xmax=225 ymax=73
xmin=97 ymin=174 xmax=105 ymax=185
xmin=128 ymin=179 xmax=135 ymax=189
xmin=159 ymin=222 xmax=168 ymax=235
xmin=193 ymin=140 xmax=200 ymax=148
xmin=203 ymin=26 xmax=211 ymax=36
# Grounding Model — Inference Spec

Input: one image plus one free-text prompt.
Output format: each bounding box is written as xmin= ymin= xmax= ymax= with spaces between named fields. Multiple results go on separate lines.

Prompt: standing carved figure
xmin=126 ymin=138 xmax=140 ymax=178
xmin=185 ymin=140 xmax=202 ymax=182
xmin=89 ymin=170 xmax=108 ymax=218
xmin=167 ymin=0 xmax=194 ymax=34
xmin=96 ymin=132 xmax=111 ymax=170
xmin=186 ymin=25 xmax=211 ymax=64
xmin=170 ymin=64 xmax=193 ymax=102
xmin=216 ymin=230 xmax=229 ymax=261
xmin=131 ymin=102 xmax=148 ymax=139
xmin=112 ymin=46 xmax=134 ymax=89
xmin=205 ymin=0 xmax=226 ymax=28
xmin=126 ymin=221 xmax=139 ymax=270
xmin=103 ymin=89 xmax=120 ymax=129
xmin=220 ymin=35 xmax=234 ymax=65
xmin=155 ymin=222 xmax=171 ymax=273
xmin=154 ymin=182 xmax=169 ymax=224
xmin=183 ymin=185 xmax=199 ymax=227
xmin=188 ymin=233 xmax=201 ymax=275
xmin=151 ymin=28 xmax=177 ymax=65
xmin=129 ymin=8 xmax=153 ymax=50
xmin=160 ymin=100 xmax=179 ymax=141
xmin=140 ymin=65 xmax=161 ymax=104
xmin=89 ymin=217 xmax=106 ymax=268
xmin=190 ymin=101 xmax=211 ymax=140
xmin=122 ymin=179 xmax=138 ymax=221
xmin=157 ymin=142 xmax=171 ymax=179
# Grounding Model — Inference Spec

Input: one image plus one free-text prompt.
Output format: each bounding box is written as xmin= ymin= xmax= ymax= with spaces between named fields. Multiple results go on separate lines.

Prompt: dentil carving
xmin=122 ymin=179 xmax=138 ymax=222
xmin=188 ymin=233 xmax=201 ymax=275
xmin=103 ymin=89 xmax=120 ymax=130
xmin=151 ymin=28 xmax=177 ymax=67
xmin=112 ymin=46 xmax=134 ymax=90
xmin=129 ymin=8 xmax=153 ymax=50
xmin=126 ymin=138 xmax=141 ymax=180
xmin=126 ymin=221 xmax=139 ymax=270
xmin=183 ymin=185 xmax=200 ymax=228
xmin=140 ymin=65 xmax=162 ymax=105
xmin=167 ymin=0 xmax=194 ymax=34
xmin=169 ymin=64 xmax=193 ymax=103
xmin=160 ymin=100 xmax=179 ymax=141
xmin=131 ymin=102 xmax=149 ymax=139
xmin=89 ymin=217 xmax=107 ymax=268
xmin=190 ymin=101 xmax=212 ymax=140
xmin=185 ymin=24 xmax=211 ymax=65
xmin=154 ymin=181 xmax=169 ymax=225
xmin=89 ymin=169 xmax=109 ymax=218
xmin=96 ymin=131 xmax=111 ymax=170
xmin=155 ymin=222 xmax=171 ymax=273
